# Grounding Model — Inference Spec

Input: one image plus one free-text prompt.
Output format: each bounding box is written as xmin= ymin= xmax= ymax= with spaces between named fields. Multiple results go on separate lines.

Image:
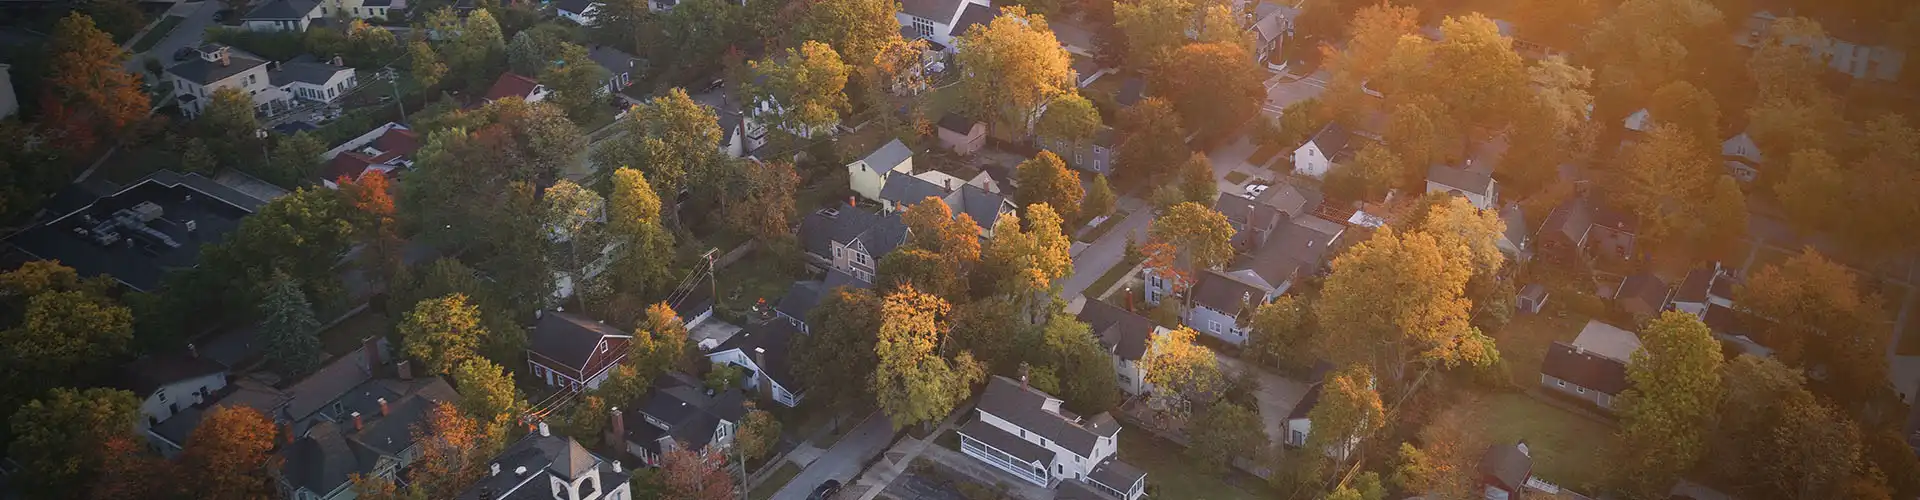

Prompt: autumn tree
xmin=628 ymin=302 xmax=691 ymax=379
xmin=794 ymin=288 xmax=884 ymax=413
xmin=1428 ymin=14 xmax=1530 ymax=129
xmin=1113 ymin=97 xmax=1188 ymax=184
xmin=1648 ymin=80 xmax=1721 ymax=146
xmin=401 ymin=293 xmax=488 ymax=375
xmin=408 ymin=403 xmax=492 ymax=497
xmin=954 ymin=6 xmax=1073 ymax=132
xmin=1084 ymin=175 xmax=1117 ymax=221
xmin=7 ymin=388 xmax=139 ymax=497
xmin=1247 ymin=295 xmax=1316 ymax=372
xmin=1314 ymin=227 xmax=1496 ymax=395
xmin=659 ymin=447 xmax=735 ymax=500
xmin=1015 ymin=152 xmax=1086 ymax=220
xmin=451 ymin=357 xmax=525 ymax=443
xmin=1113 ymin=0 xmax=1194 ymax=68
xmin=1306 ymin=365 xmax=1383 ymax=461
xmin=1341 ymin=143 xmax=1405 ymax=200
xmin=1582 ymin=0 xmax=1729 ymax=111
xmin=260 ymin=271 xmax=325 ymax=376
xmin=1147 ymin=202 xmax=1236 ymax=270
xmin=749 ymin=41 xmax=851 ymax=135
xmin=592 ymin=89 xmax=724 ymax=197
xmin=1154 ymin=42 xmax=1266 ymax=132
xmin=1736 ymin=249 xmax=1889 ymax=408
xmin=1141 ymin=327 xmax=1222 ymax=412
xmin=735 ymin=403 xmax=782 ymax=462
xmin=901 ymin=197 xmax=984 ymax=267
xmin=793 ymin=0 xmax=901 ymax=65
xmin=46 ymin=12 xmax=148 ymax=149
xmin=1392 ymin=405 xmax=1488 ymax=499
xmin=1749 ymin=17 xmax=1829 ymax=105
xmin=0 ymin=282 xmax=135 ymax=389
xmin=1416 ymin=196 xmax=1506 ymax=279
xmin=867 ymin=37 xmax=932 ymax=98
xmin=1187 ymin=400 xmax=1264 ymax=473
xmin=181 ymin=406 xmax=279 ymax=500
xmin=607 ymin=168 xmax=676 ymax=298
xmin=980 ymin=205 xmax=1076 ymax=304
xmin=1616 ymin=124 xmax=1734 ymax=252
xmin=721 ymin=160 xmax=800 ymax=243
xmin=871 ymin=286 xmax=985 ymax=429
xmin=1036 ymin=92 xmax=1103 ymax=153
xmin=1176 ymin=153 xmax=1217 ymax=205
xmin=1610 ymin=311 xmax=1724 ymax=498
xmin=408 ymin=41 xmax=448 ymax=90
xmin=339 ymin=170 xmax=404 ymax=283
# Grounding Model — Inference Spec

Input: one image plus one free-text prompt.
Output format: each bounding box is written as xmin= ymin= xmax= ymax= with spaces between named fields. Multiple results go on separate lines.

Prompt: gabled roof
xmin=776 ymin=280 xmax=826 ymax=323
xmin=976 ymin=376 xmax=1118 ymax=458
xmin=1190 ymin=271 xmax=1266 ymax=317
xmin=1116 ymin=77 xmax=1146 ymax=106
xmin=1076 ymin=298 xmax=1155 ymax=361
xmin=1086 ymin=457 xmax=1147 ymax=495
xmin=166 ymin=49 xmax=269 ymax=86
xmin=900 ymin=0 xmax=965 ymax=23
xmin=937 ymin=113 xmax=978 ymax=134
xmin=950 ymin=2 xmax=995 ymax=37
xmin=881 ymin=172 xmax=948 ymax=206
xmin=284 ymin=377 xmax=461 ymax=495
xmin=862 ymin=139 xmax=914 ymax=172
xmin=797 ymin=204 xmax=907 ymax=259
xmin=270 ymin=56 xmax=352 ymax=87
xmin=1229 ymin=216 xmax=1343 ymax=289
xmin=1303 ymin=123 xmax=1351 ymax=157
xmin=624 ymin=372 xmax=748 ymax=448
xmin=324 ymin=126 xmax=420 ymax=181
xmin=245 ymin=0 xmax=318 ymax=20
xmin=455 ymin=433 xmax=630 ymax=500
xmin=484 ymin=72 xmax=541 ymax=101
xmin=530 ymin=311 xmax=631 ymax=371
xmin=1674 ymin=267 xmax=1716 ymax=303
xmin=588 ymin=45 xmax=637 ymax=75
xmin=710 ymin=321 xmax=804 ymax=392
xmin=1287 ymin=382 xmax=1321 ymax=420
xmin=944 ymin=183 xmax=1011 ymax=232
xmin=1499 ymin=203 xmax=1527 ymax=249
xmin=1479 ymin=442 xmax=1532 ymax=491
xmin=118 ymin=352 xmax=227 ymax=396
xmin=1427 ymin=164 xmax=1493 ymax=196
xmin=1542 ymin=341 xmax=1629 ymax=394
xmin=1613 ymin=273 xmax=1669 ymax=316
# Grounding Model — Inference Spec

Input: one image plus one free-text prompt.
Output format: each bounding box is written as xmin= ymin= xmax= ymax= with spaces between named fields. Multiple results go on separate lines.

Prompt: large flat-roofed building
xmin=5 ymin=170 xmax=266 ymax=291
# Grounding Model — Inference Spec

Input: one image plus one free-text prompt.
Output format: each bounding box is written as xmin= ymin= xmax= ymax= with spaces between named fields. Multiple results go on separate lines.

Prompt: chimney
xmin=377 ymin=398 xmax=389 ymax=416
xmin=217 ymin=47 xmax=230 ymax=67
xmin=282 ymin=422 xmax=295 ymax=445
xmin=331 ymin=55 xmax=344 ymax=66
xmin=1125 ymin=285 xmax=1134 ymax=310
xmin=612 ymin=460 xmax=622 ymax=472
xmin=607 ymin=406 xmax=625 ymax=449
xmin=847 ymin=196 xmax=855 ymax=208
xmin=1516 ymin=439 xmax=1530 ymax=457
xmin=514 ymin=466 xmax=529 ymax=477
xmin=186 ymin=343 xmax=198 ymax=358
xmin=490 ymin=463 xmax=501 ymax=476
xmin=1019 ymin=364 xmax=1030 ymax=391
xmin=361 ymin=337 xmax=379 ymax=375
xmin=396 ymin=360 xmax=413 ymax=380
xmin=538 ymin=421 xmax=550 ymax=437
xmin=351 ymin=411 xmax=363 ymax=431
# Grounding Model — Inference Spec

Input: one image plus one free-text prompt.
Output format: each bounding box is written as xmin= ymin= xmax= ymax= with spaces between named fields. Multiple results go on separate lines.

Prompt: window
xmin=1018 ymin=429 xmax=1026 ymax=438
xmin=1118 ymin=374 xmax=1131 ymax=384
xmin=1040 ymin=438 xmax=1048 ymax=447
xmin=1576 ymin=387 xmax=1587 ymax=394
xmin=1208 ymin=320 xmax=1221 ymax=333
xmin=1290 ymin=430 xmax=1305 ymax=445
xmin=158 ymin=391 xmax=169 ymax=403
xmin=1057 ymin=464 xmax=1064 ymax=475
xmin=912 ymin=16 xmax=936 ymax=38
xmin=1556 ymin=379 xmax=1565 ymax=387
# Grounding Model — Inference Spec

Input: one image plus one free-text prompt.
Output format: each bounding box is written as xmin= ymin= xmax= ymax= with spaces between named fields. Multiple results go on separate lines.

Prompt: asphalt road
xmin=131 ymin=0 xmax=221 ymax=76
xmin=1059 ymin=198 xmax=1155 ymax=300
xmin=770 ymin=412 xmax=898 ymax=500
xmin=1262 ymin=70 xmax=1329 ymax=116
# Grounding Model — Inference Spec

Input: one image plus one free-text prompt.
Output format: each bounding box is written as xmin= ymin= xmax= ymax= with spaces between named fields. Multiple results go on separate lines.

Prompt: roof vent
xmin=490 ymin=463 xmax=500 ymax=476
xmin=513 ymin=466 xmax=528 ymax=477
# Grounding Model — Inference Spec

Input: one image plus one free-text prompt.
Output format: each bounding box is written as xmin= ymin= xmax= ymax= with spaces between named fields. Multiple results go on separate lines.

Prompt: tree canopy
xmin=871 ymin=286 xmax=984 ymax=429
xmin=1610 ymin=311 xmax=1724 ymax=498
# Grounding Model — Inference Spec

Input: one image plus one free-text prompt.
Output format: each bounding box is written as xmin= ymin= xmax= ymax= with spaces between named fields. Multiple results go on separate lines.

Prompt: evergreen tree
xmin=260 ymin=271 xmax=324 ymax=376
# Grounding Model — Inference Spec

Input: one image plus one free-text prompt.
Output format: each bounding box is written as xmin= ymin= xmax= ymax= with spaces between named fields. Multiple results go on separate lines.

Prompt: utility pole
xmin=388 ymin=67 xmax=407 ymax=124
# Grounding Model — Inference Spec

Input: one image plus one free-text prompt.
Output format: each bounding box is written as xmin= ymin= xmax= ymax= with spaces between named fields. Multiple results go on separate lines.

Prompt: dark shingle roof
xmin=900 ymin=0 xmax=964 ymax=22
xmin=1306 ymin=123 xmax=1351 ymax=158
xmin=529 ymin=311 xmax=630 ymax=371
xmin=269 ymin=60 xmax=351 ymax=87
xmin=1076 ymin=298 xmax=1154 ymax=361
xmin=166 ymin=51 xmax=269 ymax=86
xmin=1542 ymin=341 xmax=1629 ymax=394
xmin=117 ymin=352 xmax=227 ymax=396
xmin=625 ymin=371 xmax=749 ymax=449
xmin=948 ymin=184 xmax=1009 ymax=232
xmin=881 ymin=174 xmax=948 ymax=206
xmin=1190 ymin=271 xmax=1266 ymax=317
xmin=950 ymin=2 xmax=995 ymax=37
xmin=244 ymin=0 xmax=317 ymax=20
xmin=1613 ymin=273 xmax=1669 ymax=316
xmin=864 ymin=139 xmax=914 ymax=172
xmin=711 ymin=321 xmax=803 ymax=392
xmin=797 ymin=204 xmax=907 ymax=259
xmin=1427 ymin=164 xmax=1493 ymax=195
xmin=1479 ymin=442 xmax=1532 ymax=491
xmin=1287 ymin=382 xmax=1321 ymax=420
xmin=776 ymin=281 xmax=825 ymax=323
xmin=975 ymin=376 xmax=1117 ymax=458
xmin=958 ymin=418 xmax=1055 ymax=464
xmin=588 ymin=45 xmax=636 ymax=75
xmin=1117 ymin=77 xmax=1145 ymax=106
xmin=455 ymin=433 xmax=628 ymax=500
xmin=937 ymin=113 xmax=977 ymax=134
xmin=1674 ymin=267 xmax=1715 ymax=303
xmin=1086 ymin=457 xmax=1146 ymax=494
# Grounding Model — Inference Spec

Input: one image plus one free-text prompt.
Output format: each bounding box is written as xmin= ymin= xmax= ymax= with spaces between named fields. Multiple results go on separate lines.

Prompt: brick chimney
xmin=396 ymin=359 xmax=413 ymax=380
xmin=607 ymin=406 xmax=625 ymax=449
xmin=216 ymin=47 xmax=230 ymax=67
xmin=350 ymin=411 xmax=363 ymax=431
xmin=377 ymin=398 xmax=389 ymax=417
xmin=1019 ymin=363 xmax=1030 ymax=391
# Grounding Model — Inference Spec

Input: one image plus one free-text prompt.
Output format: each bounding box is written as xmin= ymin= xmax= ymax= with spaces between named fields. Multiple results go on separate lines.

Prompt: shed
xmin=936 ymin=113 xmax=986 ymax=156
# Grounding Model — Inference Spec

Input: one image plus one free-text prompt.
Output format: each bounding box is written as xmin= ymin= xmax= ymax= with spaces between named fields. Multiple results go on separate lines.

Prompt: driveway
xmin=1059 ymin=196 xmax=1154 ymax=300
xmin=771 ymin=411 xmax=899 ymax=500
xmin=130 ymin=0 xmax=221 ymax=78
xmin=1212 ymin=354 xmax=1312 ymax=444
xmin=1262 ymin=70 xmax=1328 ymax=116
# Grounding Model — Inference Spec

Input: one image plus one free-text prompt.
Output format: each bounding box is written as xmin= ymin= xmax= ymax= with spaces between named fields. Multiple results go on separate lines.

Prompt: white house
xmin=958 ymin=376 xmax=1147 ymax=500
xmin=1283 ymin=366 xmax=1374 ymax=460
xmin=242 ymin=0 xmax=323 ymax=31
xmin=317 ymin=0 xmax=401 ymax=20
xmin=164 ymin=45 xmax=291 ymax=119
xmin=1076 ymin=299 xmax=1164 ymax=396
xmin=270 ymin=56 xmax=358 ymax=106
xmin=553 ymin=0 xmax=601 ymax=25
xmin=1146 ymin=187 xmax=1344 ymax=345
xmin=588 ymin=45 xmax=641 ymax=94
xmin=898 ymin=0 xmax=996 ymax=51
xmin=1623 ymin=108 xmax=1651 ymax=132
xmin=458 ymin=423 xmax=634 ymax=500
xmin=1426 ymin=164 xmax=1498 ymax=210
xmin=848 ymin=139 xmax=915 ymax=202
xmin=705 ymin=321 xmax=805 ymax=407
xmin=1292 ymin=123 xmax=1352 ymax=179
xmin=1721 ymin=131 xmax=1762 ymax=182
xmin=117 ymin=349 xmax=228 ymax=442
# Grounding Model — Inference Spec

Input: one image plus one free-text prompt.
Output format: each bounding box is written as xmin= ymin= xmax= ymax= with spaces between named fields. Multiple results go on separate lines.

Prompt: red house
xmin=526 ymin=311 xmax=632 ymax=391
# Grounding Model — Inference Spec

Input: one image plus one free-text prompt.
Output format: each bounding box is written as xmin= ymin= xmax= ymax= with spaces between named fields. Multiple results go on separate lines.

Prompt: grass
xmin=1076 ymin=209 xmax=1131 ymax=243
xmin=749 ymin=463 xmax=802 ymax=500
xmin=1491 ymin=304 xmax=1590 ymax=386
xmin=1245 ymin=144 xmax=1283 ymax=167
xmin=1117 ymin=427 xmax=1271 ymax=500
xmin=131 ymin=15 xmax=185 ymax=52
xmin=316 ymin=309 xmax=392 ymax=357
xmin=713 ymin=249 xmax=800 ymax=323
xmin=1083 ymin=253 xmax=1144 ymax=300
xmin=1465 ymin=392 xmax=1612 ymax=492
xmin=1223 ymin=171 xmax=1250 ymax=185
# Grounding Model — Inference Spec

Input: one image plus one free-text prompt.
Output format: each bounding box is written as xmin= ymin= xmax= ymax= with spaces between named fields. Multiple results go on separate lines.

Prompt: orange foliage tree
xmin=181 ymin=406 xmax=281 ymax=500
xmin=407 ymin=402 xmax=491 ymax=498
xmin=660 ymin=447 xmax=735 ymax=500
xmin=339 ymin=170 xmax=405 ymax=282
xmin=47 ymin=13 xmax=148 ymax=148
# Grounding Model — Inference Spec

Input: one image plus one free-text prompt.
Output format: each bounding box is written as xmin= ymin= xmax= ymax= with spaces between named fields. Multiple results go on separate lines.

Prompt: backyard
xmin=1459 ymin=392 xmax=1612 ymax=493
xmin=1117 ymin=427 xmax=1273 ymax=500
xmin=1491 ymin=305 xmax=1590 ymax=386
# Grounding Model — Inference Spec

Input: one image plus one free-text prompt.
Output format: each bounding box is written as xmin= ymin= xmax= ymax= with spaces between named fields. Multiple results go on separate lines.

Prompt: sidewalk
xmin=847 ymin=402 xmax=975 ymax=500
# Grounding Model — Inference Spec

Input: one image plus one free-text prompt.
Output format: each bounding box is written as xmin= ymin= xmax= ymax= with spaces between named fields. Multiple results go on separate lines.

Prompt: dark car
xmin=173 ymin=46 xmax=196 ymax=61
xmin=806 ymin=479 xmax=842 ymax=500
xmin=212 ymin=9 xmax=233 ymax=23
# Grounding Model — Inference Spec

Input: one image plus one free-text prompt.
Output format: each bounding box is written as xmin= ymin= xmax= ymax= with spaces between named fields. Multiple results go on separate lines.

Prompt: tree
xmin=542 ymin=42 xmax=611 ymax=122
xmin=981 ymin=205 xmax=1076 ymax=301
xmin=1113 ymin=97 xmax=1187 ymax=184
xmin=878 ymin=248 xmax=967 ymax=301
xmin=1697 ymin=175 xmax=1748 ymax=260
xmin=46 ymin=13 xmax=148 ymax=145
xmin=721 ymin=160 xmax=800 ymax=243
xmin=954 ymin=6 xmax=1073 ymax=131
xmin=793 ymin=0 xmax=901 ymax=65
xmin=1187 ymin=401 xmax=1264 ymax=473
xmin=1306 ymin=365 xmax=1383 ymax=460
xmin=348 ymin=20 xmax=399 ymax=62
xmin=1616 ymin=124 xmax=1719 ymax=249
xmin=1705 ymin=354 xmax=1877 ymax=499
xmin=1749 ymin=17 xmax=1829 ymax=104
xmin=409 ymin=41 xmax=448 ymax=90
xmin=260 ymin=271 xmax=324 ymax=376
xmin=1582 ymin=0 xmax=1728 ymax=106
xmin=1391 ymin=406 xmax=1487 ymax=499
xmin=1036 ymin=92 xmax=1102 ymax=152
xmin=1113 ymin=0 xmax=1195 ymax=68
xmin=1610 ymin=311 xmax=1724 ymax=498
xmin=1 ymin=289 xmax=135 ymax=383
xmin=556 ymin=395 xmax=609 ymax=449
xmin=947 ymin=297 xmax=1030 ymax=374
xmin=507 ymin=28 xmax=566 ymax=76
xmin=592 ymin=89 xmax=724 ymax=196
xmin=1328 ymin=472 xmax=1387 ymax=500
xmin=438 ymin=7 xmax=507 ymax=85
xmin=794 ymin=288 xmax=883 ymax=413
xmin=1735 ymin=249 xmax=1888 ymax=408
xmin=1147 ymin=202 xmax=1235 ymax=270
xmin=544 ymin=180 xmax=608 ymax=306
xmin=181 ymin=405 xmax=279 ymax=500
xmin=871 ymin=286 xmax=984 ymax=429
xmin=867 ymin=37 xmax=932 ymax=97
xmin=1832 ymin=114 xmax=1920 ymax=257
xmin=1154 ymin=42 xmax=1266 ymax=131
xmin=338 ymin=170 xmax=404 ymax=283
xmin=1015 ymin=151 xmax=1086 ymax=219
xmin=901 ymin=197 xmax=983 ymax=267
xmin=1314 ymin=227 xmax=1495 ymax=394
xmin=1344 ymin=143 xmax=1405 ymax=200
xmin=659 ymin=447 xmax=735 ymax=500
xmin=400 ymin=293 xmax=488 ymax=375
xmin=1141 ymin=327 xmax=1221 ymax=409
xmin=1383 ymin=96 xmax=1449 ymax=172
xmin=1327 ymin=2 xmax=1420 ymax=85
xmin=199 ymin=87 xmax=263 ymax=167
xmin=607 ymin=168 xmax=676 ymax=297
xmin=1084 ymin=175 xmax=1117 ymax=221
xmin=749 ymin=41 xmax=851 ymax=134
xmin=263 ymin=132 xmax=326 ymax=187
xmin=1176 ymin=153 xmax=1216 ymax=205
xmin=408 ymin=403 xmax=491 ymax=497
xmin=1040 ymin=312 xmax=1122 ymax=413
xmin=1416 ymin=196 xmax=1506 ymax=279
xmin=451 ymin=358 xmax=524 ymax=442
xmin=705 ymin=362 xmax=744 ymax=390
xmin=735 ymin=403 xmax=782 ymax=461
xmin=1649 ymin=80 xmax=1720 ymax=146
xmin=7 ymin=387 xmax=139 ymax=497
xmin=1428 ymin=14 xmax=1529 ymax=129
xmin=1247 ymin=295 xmax=1316 ymax=372
xmin=629 ymin=303 xmax=690 ymax=379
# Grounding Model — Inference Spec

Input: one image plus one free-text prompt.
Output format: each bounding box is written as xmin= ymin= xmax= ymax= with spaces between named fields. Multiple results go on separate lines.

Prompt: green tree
xmin=1247 ymin=295 xmax=1316 ymax=372
xmin=1154 ymin=42 xmax=1266 ymax=132
xmin=592 ymin=89 xmax=724 ymax=196
xmin=1617 ymin=124 xmax=1719 ymax=249
xmin=1305 ymin=365 xmax=1382 ymax=460
xmin=749 ymin=41 xmax=851 ymax=135
xmin=1774 ymin=148 xmax=1846 ymax=234
xmin=1610 ymin=311 xmax=1724 ymax=498
xmin=1040 ymin=312 xmax=1122 ymax=413
xmin=608 ymin=168 xmax=677 ymax=298
xmin=543 ymin=42 xmax=612 ymax=123
xmin=1113 ymin=0 xmax=1194 ymax=68
xmin=2 ymin=289 xmax=135 ymax=384
xmin=1314 ymin=227 xmax=1495 ymax=394
xmin=1113 ymin=97 xmax=1187 ymax=184
xmin=1344 ymin=143 xmax=1404 ymax=200
xmin=1084 ymin=175 xmax=1117 ymax=221
xmin=1735 ymin=249 xmax=1888 ymax=408
xmin=720 ymin=160 xmax=800 ymax=243
xmin=980 ymin=205 xmax=1075 ymax=301
xmin=400 ymin=293 xmax=488 ymax=375
xmin=1147 ymin=202 xmax=1235 ymax=270
xmin=543 ymin=180 xmax=608 ymax=307
xmin=871 ymin=286 xmax=984 ymax=429
xmin=792 ymin=0 xmax=901 ymax=65
xmin=1141 ymin=327 xmax=1221 ymax=411
xmin=954 ymin=6 xmax=1073 ymax=132
xmin=507 ymin=28 xmax=566 ymax=76
xmin=794 ymin=288 xmax=883 ymax=413
xmin=1186 ymin=400 xmax=1263 ymax=473
xmin=1328 ymin=472 xmax=1387 ymax=500
xmin=1015 ymin=151 xmax=1086 ymax=219
xmin=441 ymin=7 xmax=507 ymax=85
xmin=1648 ymin=80 xmax=1721 ymax=146
xmin=265 ymin=132 xmax=326 ymax=187
xmin=1383 ymin=96 xmax=1449 ymax=171
xmin=7 ymin=387 xmax=139 ymax=498
xmin=1582 ymin=0 xmax=1728 ymax=108
xmin=1036 ymin=92 xmax=1102 ymax=153
xmin=451 ymin=357 xmax=524 ymax=442
xmin=260 ymin=271 xmax=324 ymax=376
xmin=556 ymin=395 xmax=609 ymax=449
xmin=1176 ymin=153 xmax=1216 ymax=205
xmin=735 ymin=403 xmax=782 ymax=461
xmin=409 ymin=40 xmax=447 ymax=90
xmin=199 ymin=87 xmax=263 ymax=167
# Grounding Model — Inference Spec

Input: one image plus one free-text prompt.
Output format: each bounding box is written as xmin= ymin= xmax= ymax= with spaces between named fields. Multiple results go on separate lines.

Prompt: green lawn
xmin=1117 ymin=427 xmax=1271 ymax=500
xmin=713 ymin=249 xmax=801 ymax=323
xmin=132 ymin=16 xmax=186 ymax=52
xmin=749 ymin=463 xmax=801 ymax=500
xmin=1223 ymin=171 xmax=1250 ymax=185
xmin=1491 ymin=305 xmax=1589 ymax=386
xmin=1083 ymin=254 xmax=1144 ymax=300
xmin=1469 ymin=393 xmax=1611 ymax=492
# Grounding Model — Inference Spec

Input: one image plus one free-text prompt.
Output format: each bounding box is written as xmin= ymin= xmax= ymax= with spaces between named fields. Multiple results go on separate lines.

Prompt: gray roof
xmin=455 ymin=433 xmax=629 ymax=500
xmin=245 ymin=0 xmax=317 ymax=20
xmin=1305 ymin=123 xmax=1351 ymax=158
xmin=1674 ymin=267 xmax=1716 ymax=303
xmin=280 ymin=347 xmax=376 ymax=423
xmin=1230 ymin=216 xmax=1342 ymax=289
xmin=1542 ymin=342 xmax=1629 ymax=394
xmin=1479 ymin=442 xmax=1532 ymax=491
xmin=1076 ymin=298 xmax=1154 ymax=361
xmin=1117 ymin=77 xmax=1145 ymax=106
xmin=117 ymin=352 xmax=227 ymax=396
xmin=900 ymin=0 xmax=964 ymax=22
xmin=1427 ymin=164 xmax=1493 ymax=196
xmin=797 ymin=204 xmax=907 ymax=260
xmin=950 ymin=2 xmax=995 ymax=37
xmin=1613 ymin=273 xmax=1669 ymax=316
xmin=588 ymin=45 xmax=637 ymax=75
xmin=862 ymin=139 xmax=914 ymax=172
xmin=710 ymin=321 xmax=804 ymax=392
xmin=623 ymin=371 xmax=748 ymax=449
xmin=1287 ymin=382 xmax=1321 ymax=420
xmin=1251 ymin=3 xmax=1299 ymax=42
xmin=1518 ymin=283 xmax=1547 ymax=301
xmin=284 ymin=377 xmax=460 ymax=495
xmin=776 ymin=280 xmax=826 ymax=323
xmin=945 ymin=183 xmax=1011 ymax=232
xmin=167 ymin=50 xmax=270 ymax=86
xmin=937 ymin=113 xmax=977 ymax=134
xmin=881 ymin=174 xmax=949 ymax=207
xmin=1190 ymin=271 xmax=1266 ymax=317
xmin=1086 ymin=457 xmax=1147 ymax=494
xmin=1500 ymin=203 xmax=1527 ymax=250
xmin=269 ymin=60 xmax=351 ymax=87
xmin=529 ymin=311 xmax=630 ymax=371
xmin=975 ymin=376 xmax=1118 ymax=458
xmin=958 ymin=418 xmax=1055 ymax=464
xmin=150 ymin=380 xmax=287 ymax=448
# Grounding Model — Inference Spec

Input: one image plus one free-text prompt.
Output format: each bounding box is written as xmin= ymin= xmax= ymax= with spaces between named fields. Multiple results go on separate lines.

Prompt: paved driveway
xmin=1212 ymin=354 xmax=1312 ymax=443
xmin=131 ymin=0 xmax=221 ymax=77
xmin=772 ymin=412 xmax=899 ymax=500
xmin=1261 ymin=71 xmax=1328 ymax=116
xmin=1059 ymin=197 xmax=1154 ymax=300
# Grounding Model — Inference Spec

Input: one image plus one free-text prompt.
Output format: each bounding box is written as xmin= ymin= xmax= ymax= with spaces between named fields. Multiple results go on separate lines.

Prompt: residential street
xmin=769 ymin=411 xmax=898 ymax=500
xmin=1060 ymin=196 xmax=1155 ymax=300
xmin=1262 ymin=70 xmax=1328 ymax=116
xmin=128 ymin=0 xmax=222 ymax=78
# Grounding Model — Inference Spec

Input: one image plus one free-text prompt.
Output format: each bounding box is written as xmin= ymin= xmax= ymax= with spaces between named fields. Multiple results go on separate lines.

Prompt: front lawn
xmin=713 ymin=248 xmax=801 ymax=324
xmin=1076 ymin=209 xmax=1131 ymax=243
xmin=1491 ymin=305 xmax=1589 ymax=386
xmin=1083 ymin=253 xmax=1144 ymax=300
xmin=1464 ymin=392 xmax=1612 ymax=492
xmin=132 ymin=16 xmax=186 ymax=52
xmin=1223 ymin=171 xmax=1250 ymax=185
xmin=749 ymin=463 xmax=801 ymax=500
xmin=1117 ymin=427 xmax=1272 ymax=500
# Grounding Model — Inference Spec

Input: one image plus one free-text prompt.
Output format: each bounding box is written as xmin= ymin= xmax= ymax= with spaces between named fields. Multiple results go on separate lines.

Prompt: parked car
xmin=1244 ymin=183 xmax=1270 ymax=197
xmin=806 ymin=480 xmax=842 ymax=500
xmin=173 ymin=47 xmax=196 ymax=61
xmin=212 ymin=9 xmax=230 ymax=23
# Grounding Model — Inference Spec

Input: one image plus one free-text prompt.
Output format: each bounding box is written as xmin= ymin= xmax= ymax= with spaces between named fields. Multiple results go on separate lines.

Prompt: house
xmin=1148 ymin=185 xmax=1342 ymax=345
xmin=1623 ymin=108 xmax=1652 ymax=133
xmin=164 ymin=45 xmax=289 ymax=119
xmin=117 ymin=348 xmax=229 ymax=441
xmin=898 ymin=0 xmax=995 ymax=51
xmin=1292 ymin=123 xmax=1353 ymax=179
xmin=526 ymin=311 xmax=634 ymax=392
xmin=1721 ymin=131 xmax=1763 ymax=182
xmin=1540 ymin=321 xmax=1639 ymax=410
xmin=1612 ymin=272 xmax=1670 ymax=319
xmin=937 ymin=113 xmax=987 ymax=155
xmin=879 ymin=178 xmax=1015 ymax=237
xmin=588 ymin=45 xmax=640 ymax=94
xmin=484 ymin=72 xmax=550 ymax=103
xmin=1284 ymin=364 xmax=1368 ymax=460
xmin=270 ymin=56 xmax=359 ymax=108
xmin=1115 ymin=77 xmax=1145 ymax=107
xmin=0 ymin=63 xmax=18 ymax=119
xmin=455 ymin=424 xmax=632 ymax=500
xmin=706 ymin=321 xmax=806 ymax=407
xmin=1247 ymin=2 xmax=1300 ymax=65
xmin=958 ymin=376 xmax=1146 ymax=500
xmin=1036 ymin=126 xmax=1116 ymax=175
xmin=148 ymin=378 xmax=287 ymax=456
xmin=1737 ymin=11 xmax=1907 ymax=82
xmin=774 ymin=269 xmax=870 ymax=332
xmin=279 ymin=376 xmax=462 ymax=500
xmin=5 ymin=170 xmax=266 ymax=292
xmin=1496 ymin=203 xmax=1530 ymax=262
xmin=1515 ymin=284 xmax=1548 ymax=314
xmin=1669 ymin=263 xmax=1733 ymax=318
xmin=613 ymin=371 xmax=748 ymax=467
xmin=1075 ymin=299 xmax=1165 ymax=395
xmin=1703 ymin=304 xmax=1775 ymax=358
xmin=553 ymin=0 xmax=601 ymax=24
xmin=319 ymin=122 xmax=420 ymax=187
xmin=848 ymin=139 xmax=916 ymax=202
xmin=1537 ymin=192 xmax=1637 ymax=261
xmin=317 ymin=0 xmax=400 ymax=20
xmin=243 ymin=0 xmax=323 ymax=31
xmin=797 ymin=203 xmax=908 ymax=283
xmin=1426 ymin=164 xmax=1498 ymax=211
xmin=1479 ymin=440 xmax=1534 ymax=500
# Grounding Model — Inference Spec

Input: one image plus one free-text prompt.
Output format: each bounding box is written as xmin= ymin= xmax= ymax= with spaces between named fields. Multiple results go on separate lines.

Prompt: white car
xmin=1244 ymin=183 xmax=1270 ymax=197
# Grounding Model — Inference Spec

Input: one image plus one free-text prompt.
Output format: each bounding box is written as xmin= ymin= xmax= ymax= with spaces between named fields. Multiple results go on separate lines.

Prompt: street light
xmin=256 ymin=128 xmax=271 ymax=167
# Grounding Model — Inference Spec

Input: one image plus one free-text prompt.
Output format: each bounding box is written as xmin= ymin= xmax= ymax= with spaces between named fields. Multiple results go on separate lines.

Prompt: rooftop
xmin=269 ymin=56 xmax=353 ymax=87
xmin=1427 ymin=163 xmax=1494 ymax=196
xmin=6 ymin=171 xmax=265 ymax=291
xmin=456 ymin=431 xmax=631 ymax=500
xmin=710 ymin=321 xmax=803 ymax=392
xmin=484 ymin=72 xmax=542 ymax=102
xmin=1076 ymin=298 xmax=1155 ymax=361
xmin=529 ymin=311 xmax=632 ymax=371
xmin=1543 ymin=341 xmax=1629 ymax=394
xmin=165 ymin=47 xmax=270 ymax=87
xmin=975 ymin=376 xmax=1120 ymax=458
xmin=1570 ymin=320 xmax=1641 ymax=363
